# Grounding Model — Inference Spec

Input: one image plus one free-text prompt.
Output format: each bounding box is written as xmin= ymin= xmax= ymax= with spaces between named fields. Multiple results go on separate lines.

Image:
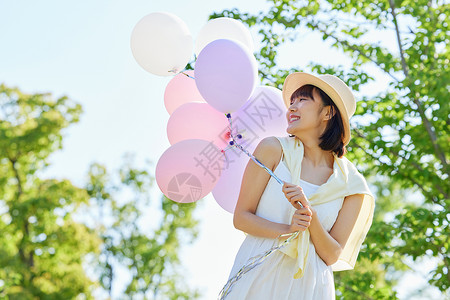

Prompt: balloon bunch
xmin=131 ymin=13 xmax=288 ymax=213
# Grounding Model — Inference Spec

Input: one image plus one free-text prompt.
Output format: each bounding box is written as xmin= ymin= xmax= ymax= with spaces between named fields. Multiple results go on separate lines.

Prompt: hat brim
xmin=282 ymin=72 xmax=351 ymax=146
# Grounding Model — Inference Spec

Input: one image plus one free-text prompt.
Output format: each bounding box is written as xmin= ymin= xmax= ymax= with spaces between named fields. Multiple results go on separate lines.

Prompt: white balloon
xmin=195 ymin=17 xmax=254 ymax=56
xmin=130 ymin=12 xmax=193 ymax=76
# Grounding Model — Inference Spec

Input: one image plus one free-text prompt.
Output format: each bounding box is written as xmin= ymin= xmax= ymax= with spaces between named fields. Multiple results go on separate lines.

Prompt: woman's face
xmin=285 ymin=87 xmax=330 ymax=138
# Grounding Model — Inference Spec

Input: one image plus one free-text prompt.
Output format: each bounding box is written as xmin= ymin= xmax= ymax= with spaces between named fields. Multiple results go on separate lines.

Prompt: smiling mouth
xmin=289 ymin=117 xmax=300 ymax=124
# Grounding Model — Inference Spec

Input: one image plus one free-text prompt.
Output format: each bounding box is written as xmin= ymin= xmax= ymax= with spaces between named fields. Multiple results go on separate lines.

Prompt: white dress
xmin=224 ymin=153 xmax=344 ymax=300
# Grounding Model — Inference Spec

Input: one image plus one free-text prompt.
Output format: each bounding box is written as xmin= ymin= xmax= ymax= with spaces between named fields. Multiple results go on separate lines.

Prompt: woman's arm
xmin=233 ymin=137 xmax=311 ymax=239
xmin=308 ymin=194 xmax=364 ymax=266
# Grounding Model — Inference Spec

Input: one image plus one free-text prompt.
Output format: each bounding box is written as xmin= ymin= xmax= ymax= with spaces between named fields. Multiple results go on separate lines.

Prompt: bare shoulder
xmin=234 ymin=137 xmax=283 ymax=215
xmin=252 ymin=136 xmax=283 ymax=171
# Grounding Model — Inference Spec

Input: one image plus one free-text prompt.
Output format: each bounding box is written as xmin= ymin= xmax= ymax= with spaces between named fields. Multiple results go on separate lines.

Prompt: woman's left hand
xmin=282 ymin=181 xmax=311 ymax=209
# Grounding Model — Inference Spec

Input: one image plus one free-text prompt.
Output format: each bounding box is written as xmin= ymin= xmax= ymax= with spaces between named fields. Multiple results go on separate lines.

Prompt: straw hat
xmin=282 ymin=72 xmax=356 ymax=146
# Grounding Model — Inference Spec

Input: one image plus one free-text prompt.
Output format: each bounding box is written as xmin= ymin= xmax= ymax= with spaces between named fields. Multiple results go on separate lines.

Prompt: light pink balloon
xmin=167 ymin=102 xmax=230 ymax=149
xmin=235 ymin=86 xmax=288 ymax=139
xmin=155 ymin=139 xmax=225 ymax=203
xmin=164 ymin=70 xmax=206 ymax=115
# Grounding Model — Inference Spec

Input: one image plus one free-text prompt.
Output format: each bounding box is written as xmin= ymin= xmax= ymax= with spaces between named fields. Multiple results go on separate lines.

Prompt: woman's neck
xmin=299 ymin=138 xmax=334 ymax=168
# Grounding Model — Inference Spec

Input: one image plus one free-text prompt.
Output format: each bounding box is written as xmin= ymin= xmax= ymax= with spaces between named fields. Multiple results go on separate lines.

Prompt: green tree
xmin=211 ymin=0 xmax=449 ymax=298
xmin=0 ymin=84 xmax=201 ymax=299
xmin=0 ymin=84 xmax=100 ymax=299
xmin=83 ymin=155 xmax=201 ymax=299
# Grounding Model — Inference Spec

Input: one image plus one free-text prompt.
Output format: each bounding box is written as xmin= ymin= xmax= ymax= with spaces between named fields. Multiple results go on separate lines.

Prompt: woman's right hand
xmin=289 ymin=206 xmax=313 ymax=232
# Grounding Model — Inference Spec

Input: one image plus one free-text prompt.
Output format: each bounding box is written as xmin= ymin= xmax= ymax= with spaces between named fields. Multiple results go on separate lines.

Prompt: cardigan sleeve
xmin=331 ymin=160 xmax=375 ymax=271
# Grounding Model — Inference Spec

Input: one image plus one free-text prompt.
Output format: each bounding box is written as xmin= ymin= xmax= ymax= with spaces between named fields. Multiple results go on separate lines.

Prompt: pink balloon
xmin=167 ymin=102 xmax=230 ymax=149
xmin=235 ymin=86 xmax=288 ymax=139
xmin=164 ymin=70 xmax=206 ymax=115
xmin=194 ymin=39 xmax=258 ymax=113
xmin=155 ymin=139 xmax=225 ymax=203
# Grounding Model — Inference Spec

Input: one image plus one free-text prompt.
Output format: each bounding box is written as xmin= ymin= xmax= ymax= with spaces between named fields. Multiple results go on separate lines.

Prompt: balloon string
xmin=168 ymin=68 xmax=195 ymax=79
xmin=221 ymin=145 xmax=234 ymax=153
xmin=217 ymin=113 xmax=305 ymax=299
xmin=218 ymin=231 xmax=300 ymax=299
xmin=224 ymin=113 xmax=284 ymax=185
xmin=181 ymin=71 xmax=195 ymax=79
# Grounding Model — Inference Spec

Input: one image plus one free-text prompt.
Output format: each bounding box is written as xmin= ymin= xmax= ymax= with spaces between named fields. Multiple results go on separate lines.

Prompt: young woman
xmin=221 ymin=72 xmax=375 ymax=299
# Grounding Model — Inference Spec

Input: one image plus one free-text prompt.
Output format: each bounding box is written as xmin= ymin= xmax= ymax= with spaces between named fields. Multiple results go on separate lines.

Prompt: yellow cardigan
xmin=275 ymin=136 xmax=375 ymax=278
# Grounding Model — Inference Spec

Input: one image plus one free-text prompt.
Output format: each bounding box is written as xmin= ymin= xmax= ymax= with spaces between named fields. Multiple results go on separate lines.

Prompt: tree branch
xmin=328 ymin=15 xmax=411 ymax=34
xmin=388 ymin=0 xmax=409 ymax=76
xmin=10 ymin=157 xmax=35 ymax=284
xmin=352 ymin=127 xmax=448 ymax=200
xmin=10 ymin=158 xmax=23 ymax=201
xmin=412 ymin=96 xmax=449 ymax=173
xmin=309 ymin=22 xmax=401 ymax=82
xmin=351 ymin=139 xmax=440 ymax=205
xmin=388 ymin=0 xmax=448 ymax=173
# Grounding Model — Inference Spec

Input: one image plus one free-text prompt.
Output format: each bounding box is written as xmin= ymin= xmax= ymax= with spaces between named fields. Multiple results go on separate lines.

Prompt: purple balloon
xmin=212 ymin=142 xmax=256 ymax=213
xmin=194 ymin=39 xmax=258 ymax=113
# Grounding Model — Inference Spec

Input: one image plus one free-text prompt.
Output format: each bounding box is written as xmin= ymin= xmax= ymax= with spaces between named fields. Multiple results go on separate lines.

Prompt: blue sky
xmin=0 ymin=1 xmax=436 ymax=299
xmin=0 ymin=1 xmax=272 ymax=298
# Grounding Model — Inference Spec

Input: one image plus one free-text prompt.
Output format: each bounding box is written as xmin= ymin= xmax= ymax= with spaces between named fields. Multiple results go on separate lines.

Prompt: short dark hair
xmin=289 ymin=84 xmax=347 ymax=157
